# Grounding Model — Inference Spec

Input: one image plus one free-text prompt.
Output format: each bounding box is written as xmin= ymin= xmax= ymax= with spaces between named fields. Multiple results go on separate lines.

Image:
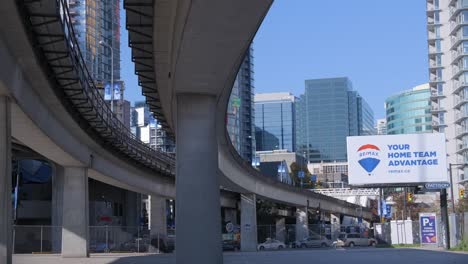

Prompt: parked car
xmin=293 ymin=235 xmax=331 ymax=248
xmin=222 ymin=240 xmax=240 ymax=251
xmin=335 ymin=233 xmax=377 ymax=247
xmin=257 ymin=239 xmax=286 ymax=251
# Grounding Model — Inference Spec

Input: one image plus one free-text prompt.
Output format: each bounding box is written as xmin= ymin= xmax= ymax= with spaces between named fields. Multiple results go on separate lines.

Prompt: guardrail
xmin=17 ymin=0 xmax=175 ymax=175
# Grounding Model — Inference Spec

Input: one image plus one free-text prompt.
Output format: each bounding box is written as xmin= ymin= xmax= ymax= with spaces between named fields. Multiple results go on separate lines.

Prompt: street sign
xmin=424 ymin=182 xmax=450 ymax=190
xmin=419 ymin=213 xmax=438 ymax=245
xmin=226 ymin=222 xmax=234 ymax=233
xmin=298 ymin=171 xmax=305 ymax=178
xmin=311 ymin=175 xmax=317 ymax=182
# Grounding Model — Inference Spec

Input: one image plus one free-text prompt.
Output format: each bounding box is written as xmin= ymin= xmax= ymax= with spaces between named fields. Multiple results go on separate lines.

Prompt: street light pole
xmin=99 ymin=40 xmax=114 ymax=112
xmin=448 ymin=163 xmax=457 ymax=213
xmin=440 ymin=163 xmax=465 ymax=249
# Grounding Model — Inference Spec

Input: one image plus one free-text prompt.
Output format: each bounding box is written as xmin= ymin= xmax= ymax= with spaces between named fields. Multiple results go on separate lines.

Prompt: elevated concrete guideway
xmin=131 ymin=0 xmax=372 ymax=261
xmin=0 ymin=0 xmax=374 ymax=263
xmin=128 ymin=0 xmax=372 ymax=217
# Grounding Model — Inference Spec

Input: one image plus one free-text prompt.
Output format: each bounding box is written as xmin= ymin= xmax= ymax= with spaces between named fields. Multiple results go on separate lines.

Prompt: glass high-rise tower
xmin=69 ymin=0 xmax=121 ymax=83
xmin=227 ymin=47 xmax=255 ymax=162
xmin=296 ymin=77 xmax=375 ymax=163
xmin=385 ymin=84 xmax=432 ymax=135
xmin=254 ymin=92 xmax=296 ymax=152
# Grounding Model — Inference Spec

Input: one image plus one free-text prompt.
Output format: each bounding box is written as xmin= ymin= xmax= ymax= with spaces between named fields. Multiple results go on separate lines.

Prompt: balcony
xmin=432 ymin=120 xmax=446 ymax=128
xmin=428 ymin=31 xmax=441 ymax=43
xmin=427 ymin=2 xmax=441 ymax=15
xmin=449 ymin=1 xmax=468 ymax=21
xmin=453 ymin=80 xmax=468 ymax=94
xmin=451 ymin=49 xmax=468 ymax=63
xmin=429 ymin=45 xmax=442 ymax=55
xmin=455 ymin=112 xmax=468 ymax=123
xmin=429 ymin=76 xmax=444 ymax=84
xmin=429 ymin=61 xmax=443 ymax=70
xmin=457 ymin=143 xmax=468 ymax=153
xmin=431 ymin=106 xmax=446 ymax=114
xmin=430 ymin=90 xmax=445 ymax=102
xmin=454 ymin=96 xmax=468 ymax=108
xmin=457 ymin=127 xmax=468 ymax=138
xmin=452 ymin=65 xmax=468 ymax=79
xmin=451 ymin=34 xmax=468 ymax=50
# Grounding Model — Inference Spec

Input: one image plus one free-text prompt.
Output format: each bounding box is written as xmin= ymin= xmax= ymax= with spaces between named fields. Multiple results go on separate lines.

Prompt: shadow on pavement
xmin=104 ymin=248 xmax=468 ymax=264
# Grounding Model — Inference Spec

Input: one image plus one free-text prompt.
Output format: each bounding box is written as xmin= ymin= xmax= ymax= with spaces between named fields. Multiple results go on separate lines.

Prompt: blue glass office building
xmin=385 ymin=84 xmax=432 ymax=135
xmin=254 ymin=93 xmax=296 ymax=152
xmin=296 ymin=77 xmax=375 ymax=163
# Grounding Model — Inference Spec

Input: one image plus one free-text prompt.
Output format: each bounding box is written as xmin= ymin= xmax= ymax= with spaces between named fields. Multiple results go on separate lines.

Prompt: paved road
xmin=13 ymin=248 xmax=468 ymax=264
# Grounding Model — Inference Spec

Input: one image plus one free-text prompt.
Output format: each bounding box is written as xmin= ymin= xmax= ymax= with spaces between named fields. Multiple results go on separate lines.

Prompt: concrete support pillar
xmin=240 ymin=193 xmax=257 ymax=251
xmin=149 ymin=195 xmax=167 ymax=252
xmin=61 ymin=167 xmax=89 ymax=258
xmin=449 ymin=213 xmax=458 ymax=247
xmin=296 ymin=207 xmax=308 ymax=241
xmin=0 ymin=96 xmax=12 ymax=264
xmin=51 ymin=164 xmax=64 ymax=253
xmin=125 ymin=191 xmax=138 ymax=228
xmin=275 ymin=218 xmax=286 ymax=243
xmin=464 ymin=212 xmax=468 ymax=240
xmin=175 ymin=94 xmax=221 ymax=264
xmin=224 ymin=208 xmax=238 ymax=225
xmin=331 ymin=213 xmax=341 ymax=241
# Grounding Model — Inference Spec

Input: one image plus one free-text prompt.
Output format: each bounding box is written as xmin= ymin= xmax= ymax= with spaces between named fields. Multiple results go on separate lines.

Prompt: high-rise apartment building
xmin=296 ymin=77 xmax=375 ymax=163
xmin=376 ymin=119 xmax=388 ymax=135
xmin=426 ymin=0 xmax=468 ymax=202
xmin=69 ymin=0 xmax=121 ymax=83
xmin=254 ymin=92 xmax=296 ymax=152
xmin=385 ymin=84 xmax=432 ymax=135
xmin=227 ymin=47 xmax=255 ymax=162
xmin=131 ymin=102 xmax=175 ymax=153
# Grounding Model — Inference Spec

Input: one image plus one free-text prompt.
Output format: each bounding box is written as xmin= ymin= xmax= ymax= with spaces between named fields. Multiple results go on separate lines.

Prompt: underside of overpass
xmin=0 ymin=0 xmax=375 ymax=263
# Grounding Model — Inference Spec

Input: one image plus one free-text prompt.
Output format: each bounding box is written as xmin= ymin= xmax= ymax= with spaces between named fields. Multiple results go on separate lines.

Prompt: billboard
xmin=419 ymin=213 xmax=437 ymax=244
xmin=347 ymin=133 xmax=447 ymax=186
xmin=104 ymin=81 xmax=124 ymax=100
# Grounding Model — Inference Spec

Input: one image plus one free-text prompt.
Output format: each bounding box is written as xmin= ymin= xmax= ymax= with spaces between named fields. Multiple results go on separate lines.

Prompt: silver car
xmin=297 ymin=235 xmax=331 ymax=248
xmin=337 ymin=233 xmax=377 ymax=247
xmin=257 ymin=239 xmax=286 ymax=251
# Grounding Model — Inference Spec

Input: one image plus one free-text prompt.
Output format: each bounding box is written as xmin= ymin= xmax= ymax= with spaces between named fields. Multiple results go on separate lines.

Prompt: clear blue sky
xmin=121 ymin=0 xmax=429 ymax=119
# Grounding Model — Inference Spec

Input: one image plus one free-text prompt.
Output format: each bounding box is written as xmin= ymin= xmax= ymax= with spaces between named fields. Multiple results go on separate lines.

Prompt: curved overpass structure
xmin=128 ymin=0 xmax=373 ymax=262
xmin=127 ymin=0 xmax=372 ymax=216
xmin=0 ymin=0 xmax=373 ymax=263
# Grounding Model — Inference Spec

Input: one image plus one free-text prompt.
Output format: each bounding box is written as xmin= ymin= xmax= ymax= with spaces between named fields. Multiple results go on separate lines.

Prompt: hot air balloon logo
xmin=357 ymin=144 xmax=381 ymax=175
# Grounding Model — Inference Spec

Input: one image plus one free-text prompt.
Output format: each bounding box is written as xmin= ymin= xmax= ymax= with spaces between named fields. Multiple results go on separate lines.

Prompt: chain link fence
xmin=13 ymin=225 xmax=175 ymax=254
xmin=13 ymin=226 xmax=62 ymax=254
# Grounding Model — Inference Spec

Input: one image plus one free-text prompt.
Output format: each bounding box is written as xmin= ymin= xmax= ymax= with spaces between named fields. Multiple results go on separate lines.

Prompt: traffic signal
xmin=414 ymin=186 xmax=423 ymax=194
xmin=407 ymin=192 xmax=414 ymax=202
xmin=460 ymin=189 xmax=465 ymax=199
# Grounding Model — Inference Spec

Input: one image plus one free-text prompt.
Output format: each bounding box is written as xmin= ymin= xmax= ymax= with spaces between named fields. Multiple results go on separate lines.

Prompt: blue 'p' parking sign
xmin=419 ymin=213 xmax=437 ymax=244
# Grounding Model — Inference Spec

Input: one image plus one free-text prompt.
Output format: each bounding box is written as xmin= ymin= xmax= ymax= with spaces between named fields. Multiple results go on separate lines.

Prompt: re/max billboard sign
xmin=347 ymin=133 xmax=448 ymax=186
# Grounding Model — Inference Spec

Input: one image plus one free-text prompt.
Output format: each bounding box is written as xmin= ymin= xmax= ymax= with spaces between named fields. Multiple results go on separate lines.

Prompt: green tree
xmin=289 ymin=162 xmax=314 ymax=188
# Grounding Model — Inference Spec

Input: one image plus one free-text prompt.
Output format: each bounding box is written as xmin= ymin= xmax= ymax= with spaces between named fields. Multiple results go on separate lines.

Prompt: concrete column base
xmin=241 ymin=193 xmax=257 ymax=251
xmin=51 ymin=164 xmax=64 ymax=253
xmin=149 ymin=195 xmax=167 ymax=253
xmin=61 ymin=167 xmax=89 ymax=258
xmin=175 ymin=94 xmax=222 ymax=264
xmin=296 ymin=207 xmax=308 ymax=241
xmin=0 ymin=96 xmax=12 ymax=264
xmin=275 ymin=218 xmax=286 ymax=243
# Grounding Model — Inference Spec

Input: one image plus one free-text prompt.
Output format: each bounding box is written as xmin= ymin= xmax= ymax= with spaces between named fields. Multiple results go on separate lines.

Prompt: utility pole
xmin=440 ymin=188 xmax=450 ymax=249
xmin=403 ymin=187 xmax=407 ymax=220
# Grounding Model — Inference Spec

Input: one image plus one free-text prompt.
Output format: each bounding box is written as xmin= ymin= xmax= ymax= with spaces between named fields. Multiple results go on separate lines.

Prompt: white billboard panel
xmin=347 ymin=133 xmax=447 ymax=186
